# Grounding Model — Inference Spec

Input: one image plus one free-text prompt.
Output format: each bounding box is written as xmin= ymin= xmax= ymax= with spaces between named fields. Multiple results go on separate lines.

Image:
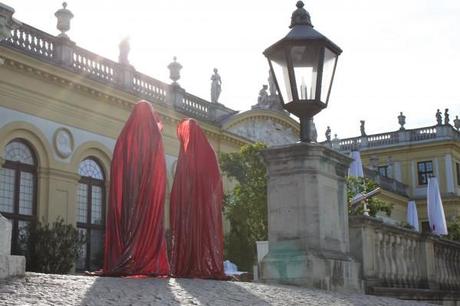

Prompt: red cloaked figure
xmin=103 ymin=101 xmax=169 ymax=276
xmin=170 ymin=119 xmax=225 ymax=279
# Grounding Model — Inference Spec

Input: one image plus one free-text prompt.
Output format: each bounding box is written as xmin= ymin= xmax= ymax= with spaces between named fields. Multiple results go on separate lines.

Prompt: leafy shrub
xmin=20 ymin=218 xmax=86 ymax=274
xmin=347 ymin=176 xmax=393 ymax=217
xmin=447 ymin=218 xmax=460 ymax=242
xmin=220 ymin=143 xmax=268 ymax=271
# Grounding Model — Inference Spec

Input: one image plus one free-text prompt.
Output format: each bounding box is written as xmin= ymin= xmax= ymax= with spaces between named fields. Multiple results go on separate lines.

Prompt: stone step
xmin=369 ymin=286 xmax=460 ymax=303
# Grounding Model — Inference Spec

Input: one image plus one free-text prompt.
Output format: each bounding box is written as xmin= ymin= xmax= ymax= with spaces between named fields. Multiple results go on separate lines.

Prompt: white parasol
xmin=406 ymin=200 xmax=420 ymax=232
xmin=349 ymin=150 xmax=364 ymax=178
xmin=427 ymin=177 xmax=448 ymax=235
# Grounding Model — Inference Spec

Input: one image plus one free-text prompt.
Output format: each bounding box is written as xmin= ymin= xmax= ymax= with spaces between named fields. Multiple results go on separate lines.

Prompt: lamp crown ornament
xmin=290 ymin=1 xmax=312 ymax=28
xmin=55 ymin=2 xmax=74 ymax=39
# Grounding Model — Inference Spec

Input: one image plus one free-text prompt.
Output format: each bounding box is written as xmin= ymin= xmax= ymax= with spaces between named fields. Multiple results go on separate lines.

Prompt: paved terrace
xmin=0 ymin=273 xmax=433 ymax=305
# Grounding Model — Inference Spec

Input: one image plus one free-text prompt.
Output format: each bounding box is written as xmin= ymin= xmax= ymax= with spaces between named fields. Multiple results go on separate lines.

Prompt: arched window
xmin=0 ymin=139 xmax=37 ymax=255
xmin=76 ymin=158 xmax=106 ymax=271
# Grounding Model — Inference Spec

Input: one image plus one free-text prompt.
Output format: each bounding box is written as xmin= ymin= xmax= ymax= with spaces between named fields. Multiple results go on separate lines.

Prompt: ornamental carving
xmin=53 ymin=127 xmax=74 ymax=158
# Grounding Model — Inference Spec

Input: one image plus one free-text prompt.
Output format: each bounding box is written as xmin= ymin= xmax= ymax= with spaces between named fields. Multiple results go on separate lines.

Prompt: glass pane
xmin=5 ymin=141 xmax=34 ymax=165
xmin=290 ymin=45 xmax=320 ymax=100
xmin=77 ymin=184 xmax=88 ymax=223
xmin=426 ymin=162 xmax=433 ymax=172
xmin=294 ymin=67 xmax=315 ymax=99
xmin=17 ymin=220 xmax=30 ymax=254
xmin=321 ymin=48 xmax=338 ymax=102
xmin=76 ymin=228 xmax=87 ymax=271
xmin=418 ymin=163 xmax=425 ymax=172
xmin=270 ymin=59 xmax=293 ymax=102
xmin=91 ymin=186 xmax=103 ymax=225
xmin=0 ymin=168 xmax=15 ymax=213
xmin=90 ymin=229 xmax=104 ymax=270
xmin=78 ymin=159 xmax=104 ymax=180
xmin=19 ymin=172 xmax=34 ymax=215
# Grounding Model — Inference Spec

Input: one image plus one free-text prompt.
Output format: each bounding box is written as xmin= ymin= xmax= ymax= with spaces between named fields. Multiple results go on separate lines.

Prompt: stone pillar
xmin=54 ymin=37 xmax=76 ymax=67
xmin=0 ymin=214 xmax=25 ymax=278
xmin=260 ymin=143 xmax=362 ymax=292
xmin=115 ymin=64 xmax=135 ymax=91
xmin=166 ymin=83 xmax=185 ymax=107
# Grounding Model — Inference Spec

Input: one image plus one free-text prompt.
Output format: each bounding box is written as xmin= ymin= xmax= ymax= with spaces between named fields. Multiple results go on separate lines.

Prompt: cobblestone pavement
xmin=0 ymin=273 xmax=433 ymax=306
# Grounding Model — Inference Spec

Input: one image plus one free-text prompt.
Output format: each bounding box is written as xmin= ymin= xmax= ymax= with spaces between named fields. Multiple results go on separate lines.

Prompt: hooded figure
xmin=103 ymin=100 xmax=169 ymax=276
xmin=170 ymin=119 xmax=225 ymax=279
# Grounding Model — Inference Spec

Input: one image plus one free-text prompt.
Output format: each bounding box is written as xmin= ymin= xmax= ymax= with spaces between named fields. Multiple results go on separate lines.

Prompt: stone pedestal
xmin=0 ymin=214 xmax=25 ymax=278
xmin=260 ymin=143 xmax=362 ymax=292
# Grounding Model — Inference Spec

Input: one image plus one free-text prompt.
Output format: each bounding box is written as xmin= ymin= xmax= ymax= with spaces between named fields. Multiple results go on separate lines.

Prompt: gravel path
xmin=0 ymin=273 xmax=433 ymax=305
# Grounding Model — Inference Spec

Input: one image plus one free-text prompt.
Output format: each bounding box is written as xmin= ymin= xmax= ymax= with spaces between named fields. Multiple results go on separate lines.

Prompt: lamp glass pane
xmin=270 ymin=59 xmax=293 ymax=102
xmin=290 ymin=45 xmax=319 ymax=100
xmin=321 ymin=47 xmax=338 ymax=102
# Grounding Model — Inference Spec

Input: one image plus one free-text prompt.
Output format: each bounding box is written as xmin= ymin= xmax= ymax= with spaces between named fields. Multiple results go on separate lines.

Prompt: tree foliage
xmin=447 ymin=218 xmax=460 ymax=242
xmin=20 ymin=218 xmax=86 ymax=274
xmin=219 ymin=142 xmax=268 ymax=271
xmin=347 ymin=176 xmax=393 ymax=217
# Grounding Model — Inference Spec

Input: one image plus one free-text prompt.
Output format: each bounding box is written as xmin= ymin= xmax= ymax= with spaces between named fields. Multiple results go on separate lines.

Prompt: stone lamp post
xmin=260 ymin=2 xmax=361 ymax=292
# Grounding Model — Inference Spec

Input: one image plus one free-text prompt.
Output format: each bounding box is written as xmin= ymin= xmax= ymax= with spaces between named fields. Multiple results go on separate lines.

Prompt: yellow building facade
xmin=335 ymin=124 xmax=460 ymax=228
xmin=0 ymin=11 xmax=299 ymax=271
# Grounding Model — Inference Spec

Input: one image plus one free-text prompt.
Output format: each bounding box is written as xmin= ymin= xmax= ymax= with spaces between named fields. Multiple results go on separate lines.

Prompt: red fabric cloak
xmin=103 ymin=100 xmax=169 ymax=276
xmin=170 ymin=119 xmax=225 ymax=279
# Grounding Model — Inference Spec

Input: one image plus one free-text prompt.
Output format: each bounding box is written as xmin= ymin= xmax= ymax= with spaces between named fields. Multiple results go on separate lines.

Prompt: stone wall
xmin=0 ymin=214 xmax=25 ymax=278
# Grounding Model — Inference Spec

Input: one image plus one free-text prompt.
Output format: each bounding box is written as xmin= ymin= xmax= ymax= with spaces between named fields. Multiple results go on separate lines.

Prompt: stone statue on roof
xmin=436 ymin=109 xmax=442 ymax=125
xmin=118 ymin=37 xmax=130 ymax=65
xmin=210 ymin=68 xmax=222 ymax=103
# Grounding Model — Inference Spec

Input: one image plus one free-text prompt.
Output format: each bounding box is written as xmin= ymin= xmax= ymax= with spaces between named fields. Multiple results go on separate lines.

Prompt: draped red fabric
xmin=103 ymin=100 xmax=169 ymax=276
xmin=170 ymin=119 xmax=225 ymax=279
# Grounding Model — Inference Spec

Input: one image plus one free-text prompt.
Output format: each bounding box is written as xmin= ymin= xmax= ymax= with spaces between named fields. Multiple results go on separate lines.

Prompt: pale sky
xmin=5 ymin=0 xmax=460 ymax=140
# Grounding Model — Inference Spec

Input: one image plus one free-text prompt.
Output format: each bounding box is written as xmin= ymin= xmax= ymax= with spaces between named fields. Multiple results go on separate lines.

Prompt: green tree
xmin=219 ymin=142 xmax=268 ymax=271
xmin=447 ymin=218 xmax=460 ymax=242
xmin=347 ymin=176 xmax=393 ymax=217
xmin=20 ymin=218 xmax=86 ymax=274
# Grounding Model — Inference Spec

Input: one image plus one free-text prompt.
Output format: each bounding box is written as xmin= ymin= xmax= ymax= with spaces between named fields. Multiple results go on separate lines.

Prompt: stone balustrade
xmin=335 ymin=125 xmax=460 ymax=152
xmin=0 ymin=22 xmax=236 ymax=124
xmin=363 ymin=168 xmax=408 ymax=197
xmin=349 ymin=216 xmax=460 ymax=292
xmin=2 ymin=24 xmax=55 ymax=61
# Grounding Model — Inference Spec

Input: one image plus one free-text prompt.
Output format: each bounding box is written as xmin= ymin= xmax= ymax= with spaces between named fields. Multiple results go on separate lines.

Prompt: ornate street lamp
xmin=264 ymin=1 xmax=342 ymax=142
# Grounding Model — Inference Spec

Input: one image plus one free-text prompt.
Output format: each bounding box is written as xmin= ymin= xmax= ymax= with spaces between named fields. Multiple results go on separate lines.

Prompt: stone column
xmin=166 ymin=83 xmax=185 ymax=107
xmin=54 ymin=37 xmax=76 ymax=67
xmin=0 ymin=214 xmax=25 ymax=278
xmin=260 ymin=143 xmax=362 ymax=292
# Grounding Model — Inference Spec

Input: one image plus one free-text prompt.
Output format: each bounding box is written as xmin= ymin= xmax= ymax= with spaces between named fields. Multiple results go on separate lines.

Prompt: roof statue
xmin=436 ymin=109 xmax=442 ymax=125
xmin=118 ymin=37 xmax=130 ymax=65
xmin=210 ymin=68 xmax=222 ymax=103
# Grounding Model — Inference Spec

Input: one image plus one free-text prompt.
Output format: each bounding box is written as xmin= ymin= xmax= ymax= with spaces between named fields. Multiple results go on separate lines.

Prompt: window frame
xmin=76 ymin=158 xmax=106 ymax=271
xmin=377 ymin=165 xmax=388 ymax=177
xmin=0 ymin=139 xmax=38 ymax=255
xmin=417 ymin=160 xmax=433 ymax=186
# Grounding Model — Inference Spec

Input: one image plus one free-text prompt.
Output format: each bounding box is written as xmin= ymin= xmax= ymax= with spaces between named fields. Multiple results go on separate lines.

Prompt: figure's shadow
xmin=79 ymin=276 xmax=268 ymax=305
